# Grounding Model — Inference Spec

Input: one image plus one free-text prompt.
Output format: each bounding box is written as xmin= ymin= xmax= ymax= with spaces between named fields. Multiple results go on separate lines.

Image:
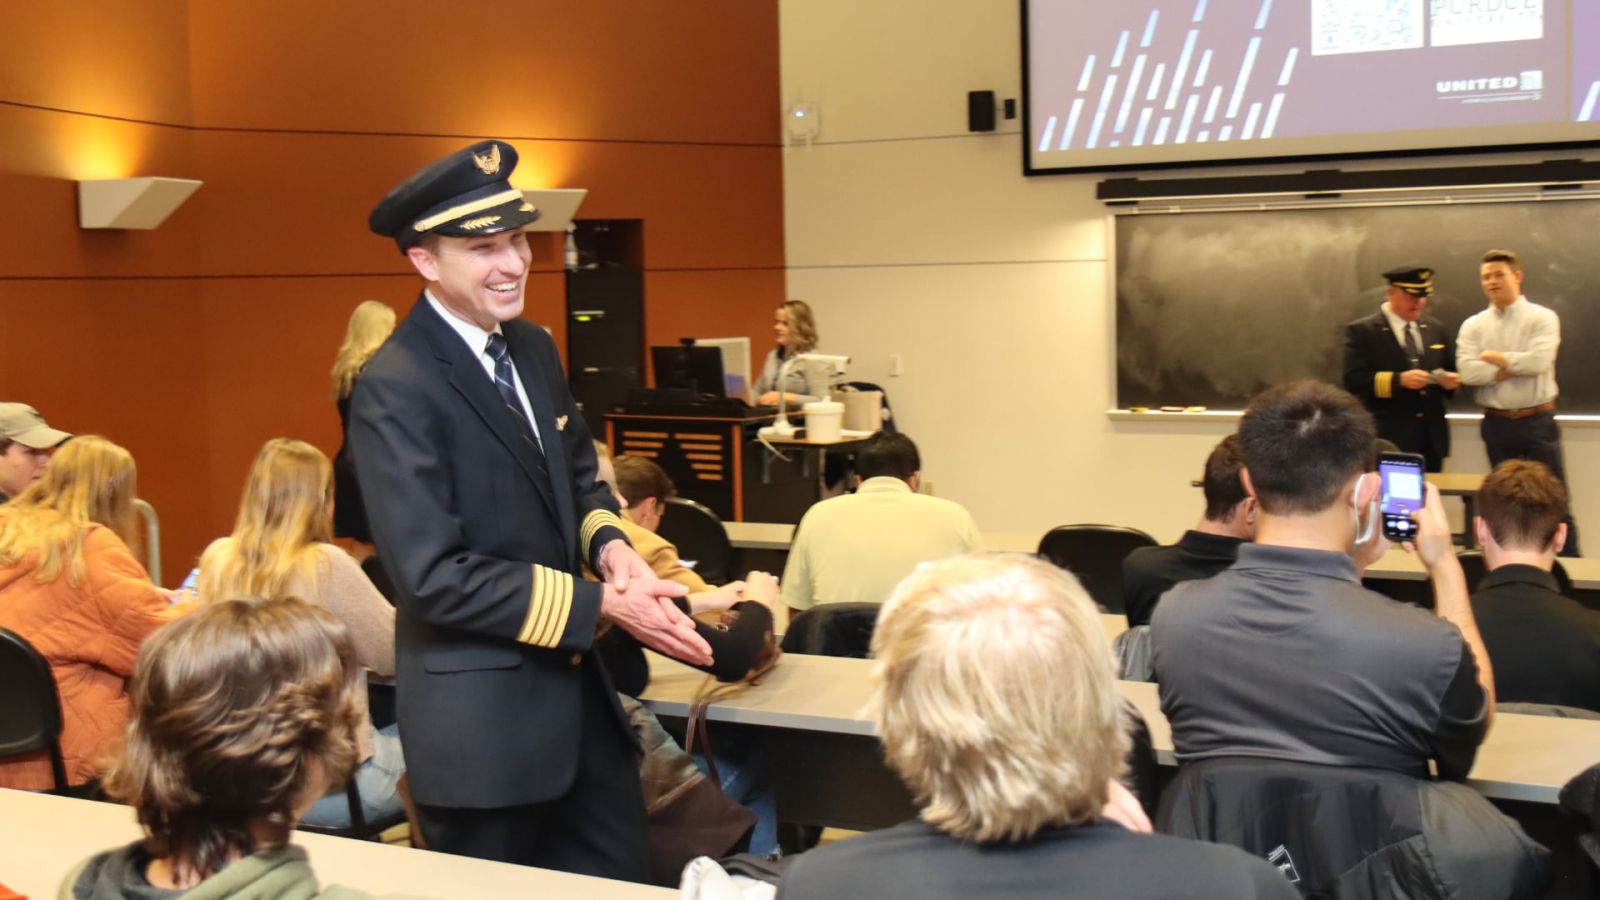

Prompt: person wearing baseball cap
xmin=0 ymin=403 xmax=72 ymax=502
xmin=1342 ymin=266 xmax=1461 ymax=472
xmin=350 ymin=141 xmax=709 ymax=879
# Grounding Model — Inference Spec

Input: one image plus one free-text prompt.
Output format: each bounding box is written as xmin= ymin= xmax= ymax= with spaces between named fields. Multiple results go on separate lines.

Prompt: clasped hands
xmin=598 ymin=540 xmax=713 ymax=665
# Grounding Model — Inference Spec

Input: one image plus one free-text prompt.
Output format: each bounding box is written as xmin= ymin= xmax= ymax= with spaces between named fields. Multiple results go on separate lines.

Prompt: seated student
xmin=1121 ymin=434 xmax=1255 ymax=627
xmin=0 ymin=402 xmax=72 ymax=503
xmin=196 ymin=438 xmax=403 ymax=829
xmin=1471 ymin=459 xmax=1600 ymax=712
xmin=778 ymin=554 xmax=1296 ymax=900
xmin=1151 ymin=381 xmax=1492 ymax=781
xmin=611 ymin=452 xmax=735 ymax=595
xmin=62 ymin=597 xmax=419 ymax=899
xmin=0 ymin=435 xmax=187 ymax=792
xmin=781 ymin=432 xmax=982 ymax=616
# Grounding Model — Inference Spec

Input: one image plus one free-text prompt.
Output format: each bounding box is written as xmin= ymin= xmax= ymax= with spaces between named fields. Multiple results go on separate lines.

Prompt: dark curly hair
xmin=104 ymin=596 xmax=364 ymax=883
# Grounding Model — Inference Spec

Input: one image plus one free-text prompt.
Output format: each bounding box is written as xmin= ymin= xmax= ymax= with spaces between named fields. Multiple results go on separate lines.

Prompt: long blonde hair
xmin=0 ymin=435 xmax=139 ymax=586
xmin=198 ymin=439 xmax=332 ymax=602
xmin=330 ymin=300 xmax=396 ymax=401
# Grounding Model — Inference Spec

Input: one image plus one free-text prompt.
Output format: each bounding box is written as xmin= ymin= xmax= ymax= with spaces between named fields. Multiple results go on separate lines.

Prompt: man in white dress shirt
xmin=1456 ymin=248 xmax=1578 ymax=555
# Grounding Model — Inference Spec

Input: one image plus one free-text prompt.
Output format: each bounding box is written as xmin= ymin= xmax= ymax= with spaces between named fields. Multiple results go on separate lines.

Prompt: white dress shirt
xmin=425 ymin=290 xmax=544 ymax=450
xmin=1455 ymin=295 xmax=1560 ymax=411
xmin=1380 ymin=303 xmax=1424 ymax=358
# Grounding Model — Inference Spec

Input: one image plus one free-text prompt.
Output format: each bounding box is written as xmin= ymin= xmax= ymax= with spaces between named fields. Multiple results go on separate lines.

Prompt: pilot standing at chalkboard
xmin=1342 ymin=266 xmax=1460 ymax=472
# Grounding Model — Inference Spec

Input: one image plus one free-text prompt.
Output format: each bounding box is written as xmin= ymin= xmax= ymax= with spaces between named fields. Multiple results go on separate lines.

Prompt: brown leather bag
xmin=623 ymin=695 xmax=756 ymax=886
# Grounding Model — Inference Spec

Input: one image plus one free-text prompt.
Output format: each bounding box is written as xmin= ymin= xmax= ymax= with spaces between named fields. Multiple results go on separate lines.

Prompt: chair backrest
xmin=658 ymin=497 xmax=735 ymax=587
xmin=780 ymin=603 xmax=881 ymax=658
xmin=0 ymin=626 xmax=69 ymax=791
xmin=1113 ymin=625 xmax=1154 ymax=682
xmin=1036 ymin=525 xmax=1158 ymax=614
xmin=1158 ymin=756 xmax=1550 ymax=900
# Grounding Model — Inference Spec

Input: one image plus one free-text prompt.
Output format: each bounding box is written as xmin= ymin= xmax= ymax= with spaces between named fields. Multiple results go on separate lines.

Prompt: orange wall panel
xmin=186 ymin=1 xmax=779 ymax=146
xmin=4 ymin=1 xmax=193 ymax=125
xmin=0 ymin=280 xmax=210 ymax=583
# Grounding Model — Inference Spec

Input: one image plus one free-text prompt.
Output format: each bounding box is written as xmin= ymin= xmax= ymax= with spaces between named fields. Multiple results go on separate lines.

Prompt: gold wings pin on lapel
xmin=472 ymin=144 xmax=502 ymax=176
xmin=555 ymin=415 xmax=568 ymax=432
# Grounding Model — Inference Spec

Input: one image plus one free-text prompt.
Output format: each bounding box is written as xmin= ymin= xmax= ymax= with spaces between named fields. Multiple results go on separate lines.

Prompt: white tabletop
xmin=0 ymin=789 xmax=673 ymax=900
xmin=641 ymin=653 xmax=1596 ymax=805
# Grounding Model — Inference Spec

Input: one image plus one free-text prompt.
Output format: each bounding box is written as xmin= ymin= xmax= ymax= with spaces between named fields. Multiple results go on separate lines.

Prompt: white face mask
xmin=1350 ymin=473 xmax=1381 ymax=553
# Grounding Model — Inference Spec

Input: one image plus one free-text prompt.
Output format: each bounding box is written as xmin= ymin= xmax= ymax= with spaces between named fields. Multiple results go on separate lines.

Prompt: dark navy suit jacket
xmin=349 ymin=294 xmax=627 ymax=808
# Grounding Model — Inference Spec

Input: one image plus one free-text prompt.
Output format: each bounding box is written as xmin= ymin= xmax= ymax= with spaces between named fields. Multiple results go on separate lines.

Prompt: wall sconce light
xmin=520 ymin=188 xmax=588 ymax=232
xmin=78 ymin=177 xmax=203 ymax=229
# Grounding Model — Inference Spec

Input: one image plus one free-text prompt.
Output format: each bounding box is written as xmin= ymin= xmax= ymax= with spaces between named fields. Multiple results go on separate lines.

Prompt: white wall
xmin=779 ymin=0 xmax=1600 ymax=544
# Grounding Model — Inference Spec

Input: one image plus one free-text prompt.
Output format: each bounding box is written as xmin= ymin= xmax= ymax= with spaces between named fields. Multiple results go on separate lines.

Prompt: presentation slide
xmin=1025 ymin=0 xmax=1600 ymax=173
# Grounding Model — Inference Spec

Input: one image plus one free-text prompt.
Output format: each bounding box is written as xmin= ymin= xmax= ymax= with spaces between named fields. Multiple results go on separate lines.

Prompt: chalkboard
xmin=1115 ymin=198 xmax=1600 ymax=412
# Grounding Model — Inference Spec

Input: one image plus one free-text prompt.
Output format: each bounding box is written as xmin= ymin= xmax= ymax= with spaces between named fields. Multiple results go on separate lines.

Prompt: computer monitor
xmin=694 ymin=336 xmax=752 ymax=402
xmin=651 ymin=345 xmax=726 ymax=397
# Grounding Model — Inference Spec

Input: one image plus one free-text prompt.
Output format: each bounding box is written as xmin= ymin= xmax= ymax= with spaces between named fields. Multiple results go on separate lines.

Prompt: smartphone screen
xmin=1379 ymin=452 xmax=1426 ymax=541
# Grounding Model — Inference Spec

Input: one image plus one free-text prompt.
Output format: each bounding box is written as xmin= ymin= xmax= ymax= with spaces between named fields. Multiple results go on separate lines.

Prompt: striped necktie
xmin=485 ymin=332 xmax=544 ymax=457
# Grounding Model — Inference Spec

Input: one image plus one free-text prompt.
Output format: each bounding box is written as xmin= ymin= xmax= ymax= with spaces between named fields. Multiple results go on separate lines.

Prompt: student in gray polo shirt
xmin=1151 ymin=380 xmax=1492 ymax=781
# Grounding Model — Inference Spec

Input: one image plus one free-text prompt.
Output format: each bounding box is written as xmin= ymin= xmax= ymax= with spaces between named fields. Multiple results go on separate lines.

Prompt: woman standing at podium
xmin=755 ymin=299 xmax=822 ymax=406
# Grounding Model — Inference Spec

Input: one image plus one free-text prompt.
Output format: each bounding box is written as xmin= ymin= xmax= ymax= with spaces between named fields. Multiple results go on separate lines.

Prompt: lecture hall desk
xmin=642 ymin=653 xmax=1597 ymax=896
xmin=0 ymin=789 xmax=674 ymax=900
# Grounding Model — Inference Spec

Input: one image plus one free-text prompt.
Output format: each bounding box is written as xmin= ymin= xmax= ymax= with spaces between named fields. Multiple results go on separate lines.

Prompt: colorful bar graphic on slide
xmin=1027 ymin=0 xmax=1596 ymax=168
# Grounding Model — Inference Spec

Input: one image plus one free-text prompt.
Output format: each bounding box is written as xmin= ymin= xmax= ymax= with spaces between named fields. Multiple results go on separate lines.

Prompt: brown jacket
xmin=0 ymin=522 xmax=186 ymax=790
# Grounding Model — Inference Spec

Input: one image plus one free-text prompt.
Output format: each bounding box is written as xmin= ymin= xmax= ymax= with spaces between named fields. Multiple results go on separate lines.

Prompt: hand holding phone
xmin=1378 ymin=452 xmax=1426 ymax=543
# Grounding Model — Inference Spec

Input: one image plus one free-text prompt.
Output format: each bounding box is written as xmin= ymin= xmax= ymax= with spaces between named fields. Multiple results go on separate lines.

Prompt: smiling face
xmin=1386 ymin=286 xmax=1427 ymax=322
xmin=1480 ymin=260 xmax=1523 ymax=310
xmin=407 ymin=230 xmax=532 ymax=330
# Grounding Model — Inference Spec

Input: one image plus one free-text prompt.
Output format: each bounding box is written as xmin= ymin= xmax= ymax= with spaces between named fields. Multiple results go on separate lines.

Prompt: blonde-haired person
xmin=330 ymin=300 xmax=397 ymax=553
xmin=778 ymin=555 xmax=1298 ymax=900
xmin=754 ymin=299 xmax=823 ymax=407
xmin=197 ymin=438 xmax=403 ymax=829
xmin=0 ymin=435 xmax=188 ymax=792
xmin=61 ymin=597 xmax=422 ymax=899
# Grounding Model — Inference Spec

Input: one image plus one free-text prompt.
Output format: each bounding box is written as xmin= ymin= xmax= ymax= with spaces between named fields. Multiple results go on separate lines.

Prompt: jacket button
xmin=570 ymin=653 xmax=583 ymax=666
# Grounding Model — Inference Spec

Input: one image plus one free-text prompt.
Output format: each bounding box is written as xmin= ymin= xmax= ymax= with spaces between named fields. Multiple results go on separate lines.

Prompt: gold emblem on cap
xmin=519 ymin=202 xmax=535 ymax=212
xmin=472 ymin=144 xmax=502 ymax=176
xmin=459 ymin=215 xmax=502 ymax=230
xmin=1420 ymin=270 xmax=1432 ymax=280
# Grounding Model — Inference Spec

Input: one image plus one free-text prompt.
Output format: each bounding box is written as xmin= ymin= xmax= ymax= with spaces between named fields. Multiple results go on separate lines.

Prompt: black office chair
xmin=780 ymin=603 xmax=880 ymax=658
xmin=0 ymin=626 xmax=71 ymax=794
xmin=657 ymin=497 xmax=735 ymax=587
xmin=1036 ymin=525 xmax=1158 ymax=614
xmin=1159 ymin=756 xmax=1550 ymax=899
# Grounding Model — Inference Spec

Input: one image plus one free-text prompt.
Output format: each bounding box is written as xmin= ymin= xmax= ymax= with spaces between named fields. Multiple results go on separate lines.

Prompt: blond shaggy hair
xmin=198 ymin=439 xmax=332 ymax=603
xmin=0 ymin=435 xmax=139 ymax=585
xmin=330 ymin=300 xmax=396 ymax=401
xmin=870 ymin=554 xmax=1128 ymax=843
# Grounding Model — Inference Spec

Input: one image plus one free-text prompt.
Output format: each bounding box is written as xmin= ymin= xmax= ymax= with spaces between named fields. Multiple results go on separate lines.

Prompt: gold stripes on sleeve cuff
xmin=517 ymin=564 xmax=575 ymax=648
xmin=1375 ymin=371 xmax=1393 ymax=400
xmin=580 ymin=509 xmax=627 ymax=560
